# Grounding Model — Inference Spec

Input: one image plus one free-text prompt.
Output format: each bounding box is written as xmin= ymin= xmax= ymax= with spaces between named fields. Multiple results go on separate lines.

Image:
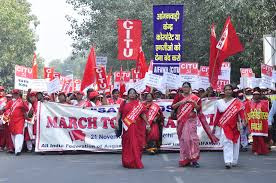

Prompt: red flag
xmin=209 ymin=17 xmax=243 ymax=89
xmin=119 ymin=66 xmax=126 ymax=97
xmin=107 ymin=67 xmax=112 ymax=86
xmin=208 ymin=23 xmax=219 ymax=89
xmin=216 ymin=16 xmax=244 ymax=61
xmin=119 ymin=83 xmax=126 ymax=97
xmin=136 ymin=48 xmax=148 ymax=78
xmin=32 ymin=53 xmax=38 ymax=79
xmin=117 ymin=19 xmax=142 ymax=60
xmin=81 ymin=47 xmax=96 ymax=91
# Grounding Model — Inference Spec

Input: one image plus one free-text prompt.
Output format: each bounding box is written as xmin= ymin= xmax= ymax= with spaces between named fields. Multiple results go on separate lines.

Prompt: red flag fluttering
xmin=119 ymin=65 xmax=126 ymax=97
xmin=136 ymin=48 xmax=148 ymax=78
xmin=81 ymin=47 xmax=96 ymax=91
xmin=32 ymin=53 xmax=38 ymax=79
xmin=209 ymin=16 xmax=244 ymax=89
xmin=216 ymin=16 xmax=244 ymax=61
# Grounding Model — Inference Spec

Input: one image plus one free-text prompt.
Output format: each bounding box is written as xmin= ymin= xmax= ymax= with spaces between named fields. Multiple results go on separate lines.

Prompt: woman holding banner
xmin=172 ymin=82 xmax=202 ymax=168
xmin=115 ymin=88 xmax=150 ymax=169
xmin=244 ymin=89 xmax=270 ymax=155
xmin=144 ymin=93 xmax=164 ymax=154
xmin=213 ymin=84 xmax=245 ymax=169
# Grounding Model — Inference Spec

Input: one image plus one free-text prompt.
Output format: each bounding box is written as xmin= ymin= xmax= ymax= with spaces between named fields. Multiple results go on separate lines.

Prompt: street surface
xmin=0 ymin=148 xmax=276 ymax=183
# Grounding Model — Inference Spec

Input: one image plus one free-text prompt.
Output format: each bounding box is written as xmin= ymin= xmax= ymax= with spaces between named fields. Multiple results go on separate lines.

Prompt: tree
xmin=66 ymin=0 xmax=276 ymax=83
xmin=48 ymin=55 xmax=87 ymax=80
xmin=0 ymin=0 xmax=39 ymax=89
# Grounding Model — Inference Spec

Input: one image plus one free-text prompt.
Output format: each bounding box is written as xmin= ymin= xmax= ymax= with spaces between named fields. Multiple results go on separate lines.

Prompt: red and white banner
xmin=261 ymin=64 xmax=273 ymax=77
xmin=218 ymin=62 xmax=231 ymax=81
xmin=199 ymin=66 xmax=209 ymax=77
xmin=261 ymin=64 xmax=274 ymax=89
xmin=114 ymin=71 xmax=131 ymax=83
xmin=73 ymin=79 xmax=82 ymax=91
xmin=131 ymin=68 xmax=142 ymax=81
xmin=216 ymin=79 xmax=230 ymax=92
xmin=199 ymin=66 xmax=210 ymax=89
xmin=35 ymin=99 xmax=222 ymax=152
xmin=61 ymin=75 xmax=73 ymax=93
xmin=179 ymin=62 xmax=198 ymax=75
xmin=179 ymin=62 xmax=199 ymax=89
xmin=53 ymin=72 xmax=61 ymax=79
xmin=95 ymin=67 xmax=108 ymax=91
xmin=44 ymin=67 xmax=54 ymax=81
xmin=117 ymin=19 xmax=142 ymax=60
xmin=240 ymin=68 xmax=254 ymax=78
xmin=14 ymin=65 xmax=33 ymax=91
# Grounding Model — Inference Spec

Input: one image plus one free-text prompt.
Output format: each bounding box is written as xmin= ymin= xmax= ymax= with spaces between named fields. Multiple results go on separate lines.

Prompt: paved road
xmin=0 ymin=148 xmax=276 ymax=183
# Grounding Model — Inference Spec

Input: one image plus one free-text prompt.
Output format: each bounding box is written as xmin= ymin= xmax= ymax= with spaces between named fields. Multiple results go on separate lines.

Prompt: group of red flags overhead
xmin=31 ymin=16 xmax=243 ymax=94
xmin=208 ymin=16 xmax=244 ymax=89
xmin=80 ymin=46 xmax=148 ymax=94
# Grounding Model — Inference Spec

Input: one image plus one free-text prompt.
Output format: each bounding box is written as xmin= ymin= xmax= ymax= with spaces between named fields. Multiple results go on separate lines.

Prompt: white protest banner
xmin=96 ymin=57 xmax=108 ymax=67
xmin=218 ymin=62 xmax=231 ymax=81
xmin=272 ymin=70 xmax=276 ymax=83
xmin=240 ymin=77 xmax=248 ymax=89
xmin=261 ymin=64 xmax=274 ymax=89
xmin=162 ymin=72 xmax=181 ymax=89
xmin=179 ymin=75 xmax=199 ymax=89
xmin=252 ymin=78 xmax=261 ymax=88
xmin=199 ymin=66 xmax=210 ymax=90
xmin=31 ymin=79 xmax=48 ymax=92
xmin=133 ymin=79 xmax=146 ymax=93
xmin=144 ymin=72 xmax=163 ymax=89
xmin=179 ymin=62 xmax=199 ymax=89
xmin=125 ymin=81 xmax=134 ymax=92
xmin=36 ymin=99 xmax=222 ymax=152
xmin=47 ymin=78 xmax=61 ymax=94
xmin=240 ymin=77 xmax=256 ymax=89
xmin=14 ymin=65 xmax=33 ymax=91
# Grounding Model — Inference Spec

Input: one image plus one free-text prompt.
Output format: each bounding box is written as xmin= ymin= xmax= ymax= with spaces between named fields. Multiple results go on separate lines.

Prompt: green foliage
xmin=0 ymin=0 xmax=38 ymax=89
xmin=66 ymin=0 xmax=276 ymax=83
xmin=48 ymin=54 xmax=87 ymax=80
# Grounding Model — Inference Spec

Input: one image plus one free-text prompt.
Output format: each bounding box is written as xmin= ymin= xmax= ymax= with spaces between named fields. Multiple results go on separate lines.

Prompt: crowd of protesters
xmin=0 ymin=84 xmax=275 ymax=169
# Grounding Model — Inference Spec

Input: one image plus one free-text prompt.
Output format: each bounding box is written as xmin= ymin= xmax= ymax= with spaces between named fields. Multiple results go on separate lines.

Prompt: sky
xmin=27 ymin=0 xmax=74 ymax=65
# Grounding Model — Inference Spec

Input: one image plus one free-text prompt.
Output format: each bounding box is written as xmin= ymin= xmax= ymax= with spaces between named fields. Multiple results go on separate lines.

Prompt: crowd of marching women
xmin=0 ymin=83 xmax=276 ymax=169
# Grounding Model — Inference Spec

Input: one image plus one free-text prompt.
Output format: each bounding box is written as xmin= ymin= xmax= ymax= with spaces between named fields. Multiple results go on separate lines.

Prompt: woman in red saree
xmin=116 ymin=88 xmax=150 ymax=169
xmin=244 ymin=90 xmax=269 ymax=155
xmin=144 ymin=93 xmax=164 ymax=154
xmin=172 ymin=82 xmax=201 ymax=168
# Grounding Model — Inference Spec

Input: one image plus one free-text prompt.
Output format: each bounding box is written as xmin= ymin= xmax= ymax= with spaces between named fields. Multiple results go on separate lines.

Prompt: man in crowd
xmin=0 ymin=89 xmax=29 ymax=155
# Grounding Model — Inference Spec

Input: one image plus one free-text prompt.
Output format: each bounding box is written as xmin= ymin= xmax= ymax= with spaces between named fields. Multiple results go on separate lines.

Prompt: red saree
xmin=119 ymin=100 xmax=146 ymax=169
